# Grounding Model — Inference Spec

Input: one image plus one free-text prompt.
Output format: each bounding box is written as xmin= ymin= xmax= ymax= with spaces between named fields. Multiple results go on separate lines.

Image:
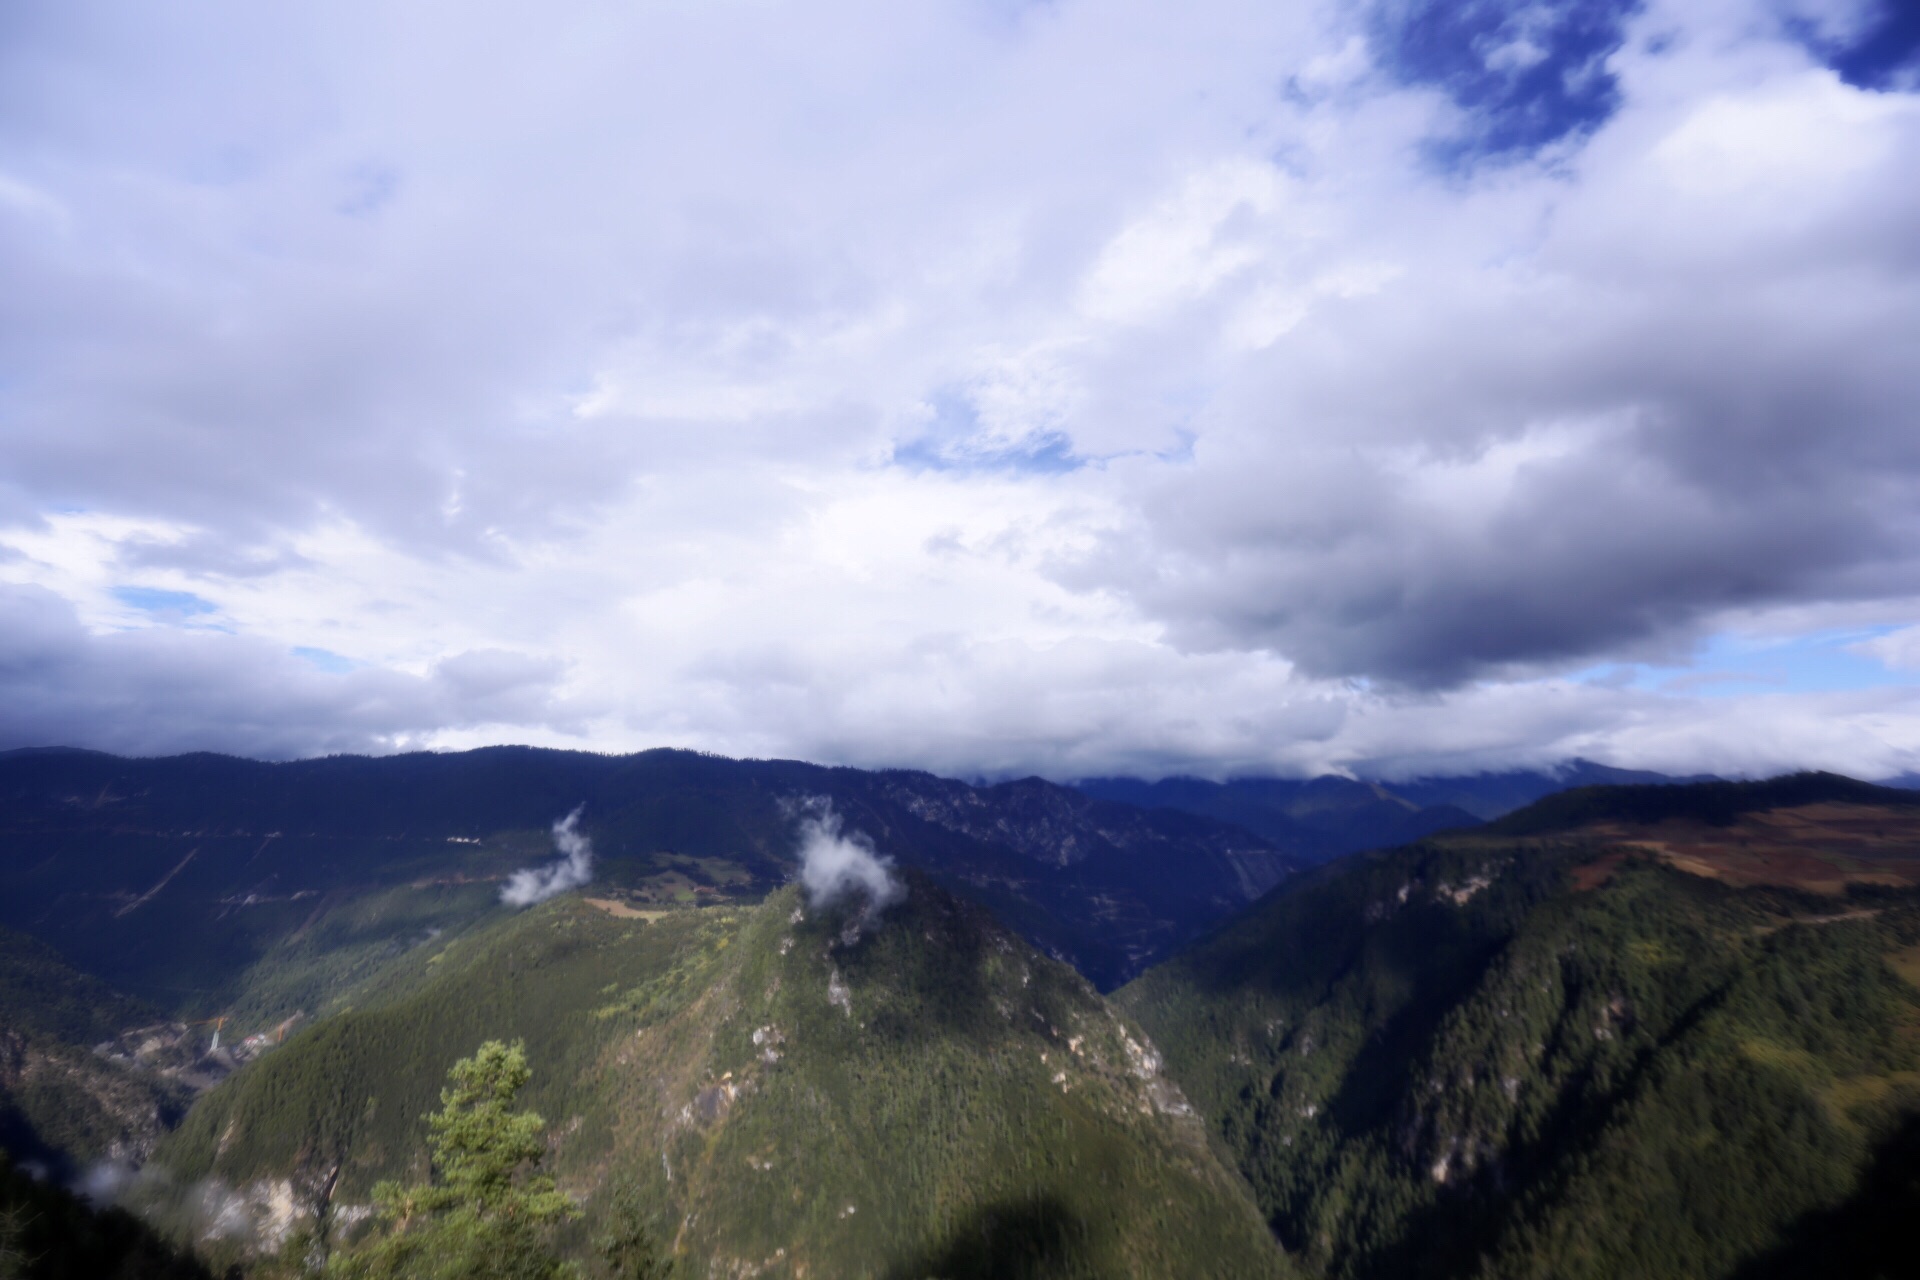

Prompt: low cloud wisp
xmin=500 ymin=805 xmax=594 ymax=908
xmin=794 ymin=799 xmax=904 ymax=915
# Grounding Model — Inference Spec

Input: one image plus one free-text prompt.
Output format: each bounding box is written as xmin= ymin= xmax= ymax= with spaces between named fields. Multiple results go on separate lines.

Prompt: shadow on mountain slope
xmin=880 ymin=1193 xmax=1104 ymax=1280
xmin=1730 ymin=1112 xmax=1920 ymax=1280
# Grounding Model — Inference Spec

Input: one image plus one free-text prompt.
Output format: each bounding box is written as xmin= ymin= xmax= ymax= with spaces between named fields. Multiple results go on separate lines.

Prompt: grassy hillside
xmin=1484 ymin=770 xmax=1920 ymax=836
xmin=152 ymin=875 xmax=1290 ymax=1279
xmin=1119 ymin=821 xmax=1920 ymax=1278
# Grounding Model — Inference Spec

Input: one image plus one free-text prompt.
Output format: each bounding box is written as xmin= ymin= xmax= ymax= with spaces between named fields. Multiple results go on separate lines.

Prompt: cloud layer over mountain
xmin=2 ymin=0 xmax=1918 ymax=779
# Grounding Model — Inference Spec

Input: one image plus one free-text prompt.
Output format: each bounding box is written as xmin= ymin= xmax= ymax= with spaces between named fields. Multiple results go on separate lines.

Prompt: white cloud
xmin=0 ymin=0 xmax=1916 ymax=780
xmin=793 ymin=799 xmax=903 ymax=914
xmin=1853 ymin=625 xmax=1920 ymax=672
xmin=500 ymin=806 xmax=594 ymax=908
xmin=1077 ymin=161 xmax=1286 ymax=326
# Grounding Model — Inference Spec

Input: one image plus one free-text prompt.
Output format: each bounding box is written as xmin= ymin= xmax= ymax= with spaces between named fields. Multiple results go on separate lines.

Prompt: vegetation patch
xmin=1120 ymin=832 xmax=1920 ymax=1280
xmin=146 ymin=880 xmax=1286 ymax=1278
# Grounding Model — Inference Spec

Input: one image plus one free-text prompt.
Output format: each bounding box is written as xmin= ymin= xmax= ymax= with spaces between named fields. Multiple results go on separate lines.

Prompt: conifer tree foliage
xmin=593 ymin=1179 xmax=672 ymax=1280
xmin=329 ymin=1041 xmax=580 ymax=1280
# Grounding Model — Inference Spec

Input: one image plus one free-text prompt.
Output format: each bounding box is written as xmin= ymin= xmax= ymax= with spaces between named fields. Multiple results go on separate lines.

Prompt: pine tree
xmin=329 ymin=1041 xmax=580 ymax=1280
xmin=593 ymin=1178 xmax=672 ymax=1280
xmin=0 ymin=1200 xmax=34 ymax=1280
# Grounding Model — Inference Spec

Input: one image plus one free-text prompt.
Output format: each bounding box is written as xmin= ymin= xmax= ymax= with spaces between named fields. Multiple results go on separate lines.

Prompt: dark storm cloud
xmin=0 ymin=584 xmax=575 ymax=758
xmin=1069 ymin=72 xmax=1920 ymax=687
xmin=1096 ymin=431 xmax=1918 ymax=687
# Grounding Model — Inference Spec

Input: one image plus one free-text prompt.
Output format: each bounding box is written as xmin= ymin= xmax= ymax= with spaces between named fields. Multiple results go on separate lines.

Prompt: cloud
xmin=792 ymin=799 xmax=904 ymax=914
xmin=1065 ymin=45 xmax=1920 ymax=689
xmin=0 ymin=583 xmax=576 ymax=758
xmin=0 ymin=0 xmax=1917 ymax=781
xmin=500 ymin=805 xmax=594 ymax=908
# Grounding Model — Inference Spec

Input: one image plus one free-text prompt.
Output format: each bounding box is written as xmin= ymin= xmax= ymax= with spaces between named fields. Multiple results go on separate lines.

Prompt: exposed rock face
xmin=0 ymin=1028 xmax=181 ymax=1170
xmin=199 ymin=1176 xmax=308 ymax=1252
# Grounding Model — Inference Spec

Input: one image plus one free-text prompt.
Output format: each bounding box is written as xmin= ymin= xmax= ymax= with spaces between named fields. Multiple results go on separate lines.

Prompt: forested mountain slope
xmin=144 ymin=875 xmax=1288 ymax=1279
xmin=0 ymin=745 xmax=1297 ymax=1010
xmin=0 ymin=926 xmax=192 ymax=1181
xmin=1118 ymin=773 xmax=1920 ymax=1280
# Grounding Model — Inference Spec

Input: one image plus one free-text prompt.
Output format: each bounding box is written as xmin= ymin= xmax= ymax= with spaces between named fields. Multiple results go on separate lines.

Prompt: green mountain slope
xmin=1117 ymin=800 xmax=1920 ymax=1278
xmin=0 ymin=924 xmax=157 ymax=1047
xmin=152 ymin=875 xmax=1289 ymax=1279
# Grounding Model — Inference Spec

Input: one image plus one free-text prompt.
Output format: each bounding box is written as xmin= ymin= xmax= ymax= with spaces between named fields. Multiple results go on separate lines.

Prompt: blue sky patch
xmin=1582 ymin=627 xmax=1920 ymax=698
xmin=890 ymin=387 xmax=1086 ymax=475
xmin=1797 ymin=0 xmax=1920 ymax=91
xmin=1374 ymin=0 xmax=1642 ymax=164
xmin=112 ymin=586 xmax=218 ymax=618
xmin=293 ymin=646 xmax=357 ymax=674
xmin=892 ymin=431 xmax=1082 ymax=475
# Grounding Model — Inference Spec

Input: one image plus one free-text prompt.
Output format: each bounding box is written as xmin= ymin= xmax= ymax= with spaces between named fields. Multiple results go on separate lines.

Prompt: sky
xmin=1 ymin=0 xmax=1919 ymax=782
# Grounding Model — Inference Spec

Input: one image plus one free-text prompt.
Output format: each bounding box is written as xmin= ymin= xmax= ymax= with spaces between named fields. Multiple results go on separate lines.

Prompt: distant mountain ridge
xmin=1485 ymin=769 xmax=1920 ymax=836
xmin=0 ymin=745 xmax=1299 ymax=996
xmin=1074 ymin=759 xmax=1715 ymax=862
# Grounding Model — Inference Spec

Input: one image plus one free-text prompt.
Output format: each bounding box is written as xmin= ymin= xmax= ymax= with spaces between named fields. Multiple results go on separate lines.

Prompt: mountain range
xmin=0 ymin=745 xmax=1308 ymax=998
xmin=1074 ymin=759 xmax=1718 ymax=861
xmin=6 ymin=749 xmax=1920 ymax=1277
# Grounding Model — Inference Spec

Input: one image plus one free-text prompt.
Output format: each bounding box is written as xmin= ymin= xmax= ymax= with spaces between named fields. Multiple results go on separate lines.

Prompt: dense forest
xmin=149 ymin=877 xmax=1283 ymax=1278
xmin=1119 ymin=776 xmax=1920 ymax=1278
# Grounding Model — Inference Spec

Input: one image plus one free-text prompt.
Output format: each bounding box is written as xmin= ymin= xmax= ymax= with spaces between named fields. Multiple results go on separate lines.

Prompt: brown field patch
xmin=1570 ymin=851 xmax=1628 ymax=891
xmin=1887 ymin=943 xmax=1920 ymax=992
xmin=584 ymin=897 xmax=670 ymax=921
xmin=1570 ymin=803 xmax=1920 ymax=896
